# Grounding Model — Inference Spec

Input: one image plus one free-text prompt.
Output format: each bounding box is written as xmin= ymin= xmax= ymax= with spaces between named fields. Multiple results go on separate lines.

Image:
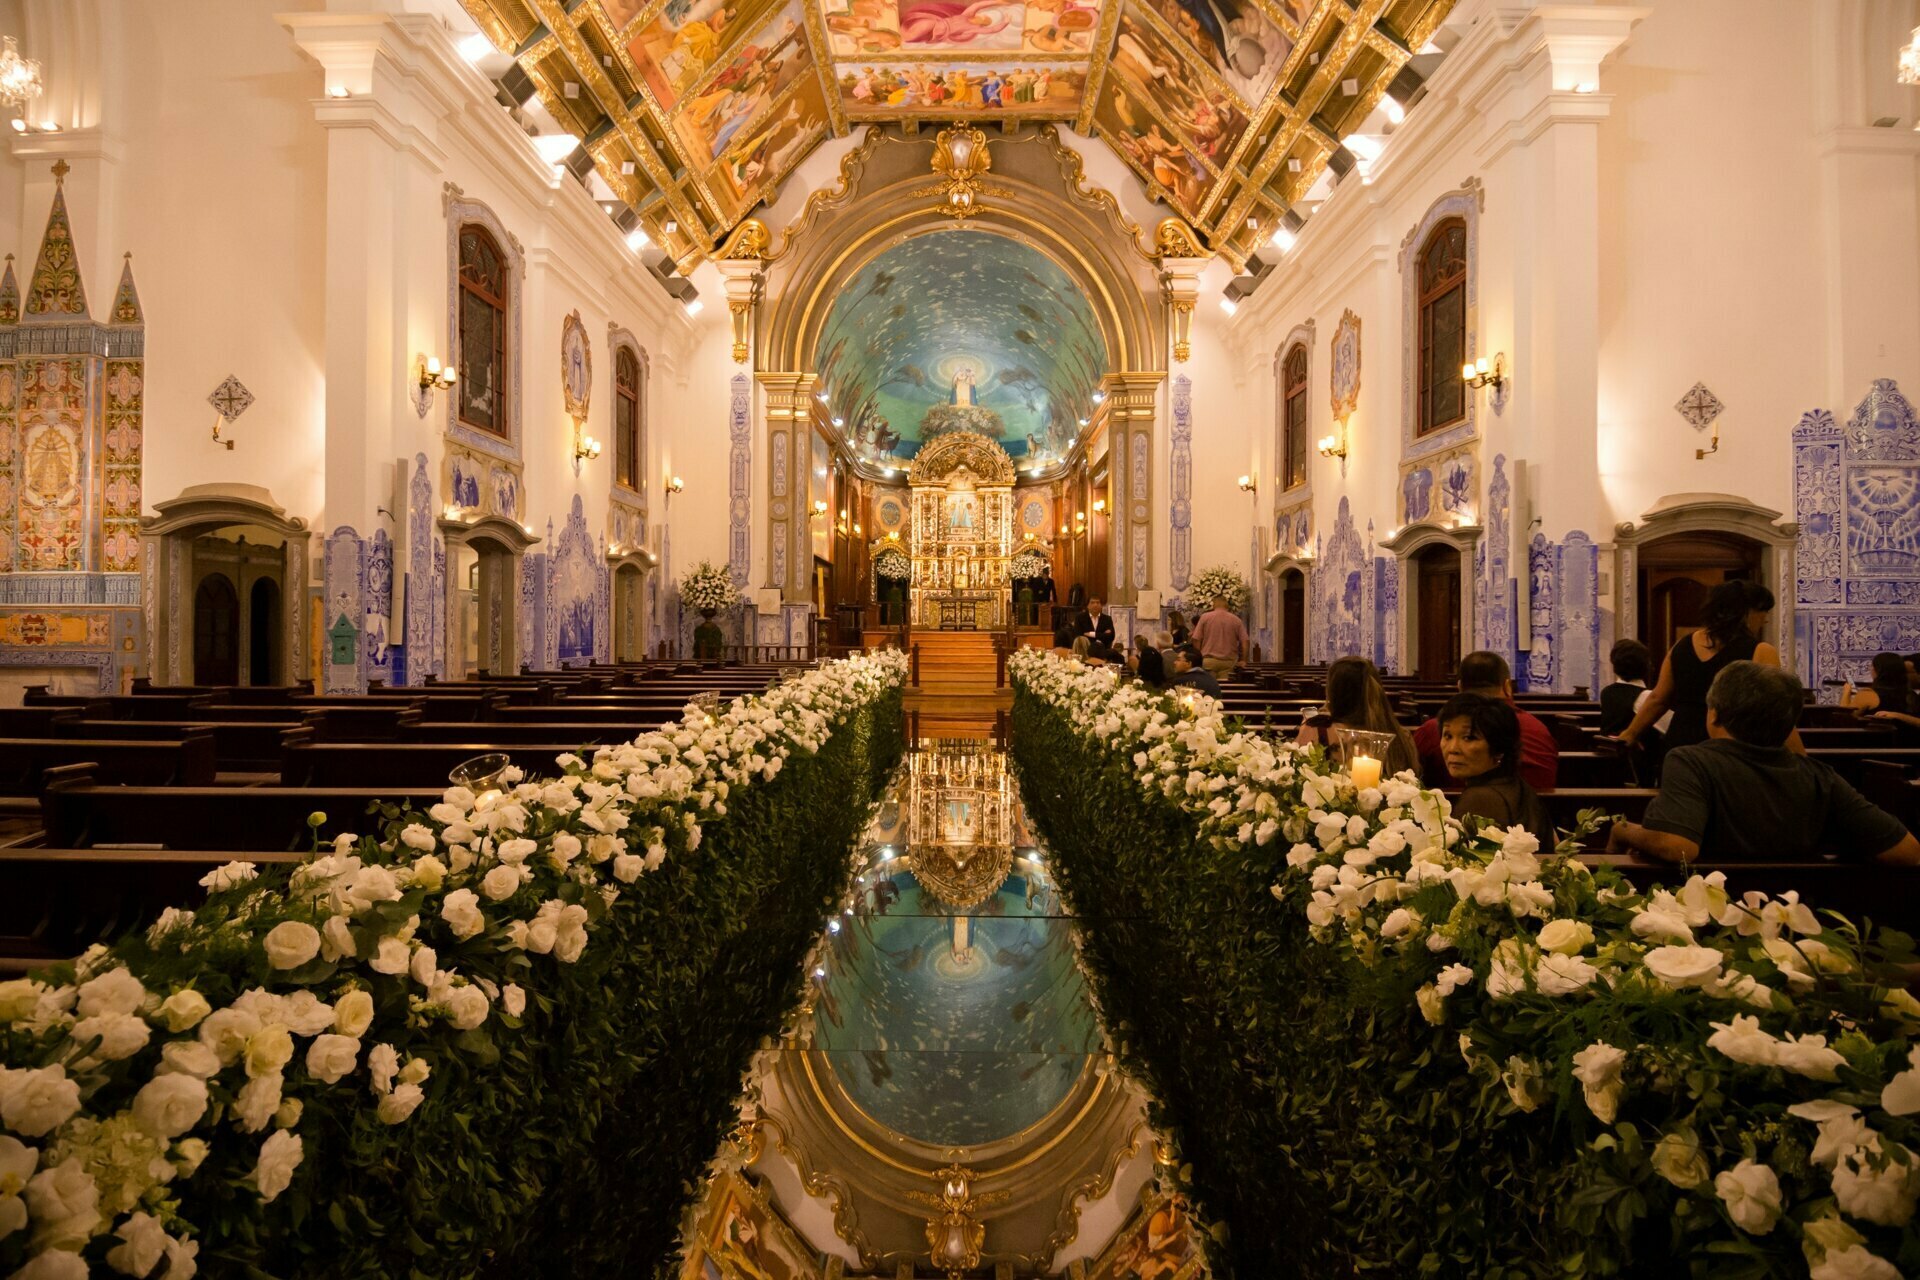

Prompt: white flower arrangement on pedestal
xmin=1188 ymin=564 xmax=1251 ymax=614
xmin=0 ymin=650 xmax=909 ymax=1277
xmin=873 ymin=547 xmax=911 ymax=581
xmin=1008 ymin=549 xmax=1050 ymax=582
xmin=1007 ymin=647 xmax=1920 ymax=1277
xmin=679 ymin=560 xmax=741 ymax=614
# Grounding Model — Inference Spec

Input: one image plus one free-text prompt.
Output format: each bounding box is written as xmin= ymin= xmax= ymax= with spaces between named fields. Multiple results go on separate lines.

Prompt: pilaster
xmin=756 ymin=371 xmax=817 ymax=604
xmin=1103 ymin=371 xmax=1164 ymax=608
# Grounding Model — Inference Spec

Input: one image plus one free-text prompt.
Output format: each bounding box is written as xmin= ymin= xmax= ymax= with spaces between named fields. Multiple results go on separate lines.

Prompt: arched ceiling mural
xmin=814 ymin=229 xmax=1106 ymax=463
xmin=458 ymin=0 xmax=1460 ymax=265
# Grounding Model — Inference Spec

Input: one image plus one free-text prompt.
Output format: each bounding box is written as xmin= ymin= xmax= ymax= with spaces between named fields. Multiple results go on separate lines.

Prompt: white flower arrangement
xmin=873 ymin=547 xmax=911 ymax=581
xmin=0 ymin=651 xmax=908 ymax=1277
xmin=678 ymin=560 xmax=741 ymax=614
xmin=1007 ymin=549 xmax=1050 ymax=582
xmin=1187 ymin=565 xmax=1251 ymax=614
xmin=1009 ymin=647 xmax=1920 ymax=1276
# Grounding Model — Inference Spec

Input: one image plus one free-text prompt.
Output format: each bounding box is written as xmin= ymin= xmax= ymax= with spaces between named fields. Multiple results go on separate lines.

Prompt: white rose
xmin=76 ymin=967 xmax=146 ymax=1018
xmin=1380 ymin=908 xmax=1417 ymax=940
xmin=1705 ymin=1015 xmax=1779 ymax=1068
xmin=156 ymin=990 xmax=212 ymax=1032
xmin=1882 ymin=1051 xmax=1920 ymax=1116
xmin=480 ymin=865 xmax=522 ymax=902
xmin=244 ymin=1024 xmax=294 ymax=1079
xmin=502 ymin=984 xmax=526 ymax=1018
xmin=106 ymin=1209 xmax=170 ymax=1277
xmin=1774 ymin=1032 xmax=1847 ymax=1082
xmin=157 ymin=1040 xmax=221 ymax=1079
xmin=0 ymin=1133 xmax=35 ymax=1234
xmin=23 ymin=1157 xmax=99 ymax=1250
xmin=276 ymin=991 xmax=334 ymax=1038
xmin=0 ymin=979 xmax=48 ymax=1023
xmin=332 ymin=989 xmax=374 ymax=1038
xmin=262 ymin=921 xmax=321 ymax=971
xmin=1502 ymin=1056 xmax=1547 ymax=1112
xmin=234 ymin=1073 xmax=282 ymax=1133
xmin=1811 ymin=1246 xmax=1902 ymax=1280
xmin=1832 ymin=1147 xmax=1920 ymax=1227
xmin=439 ymin=889 xmax=485 ymax=941
xmin=1435 ymin=964 xmax=1474 ymax=997
xmin=69 ymin=1012 xmax=150 ymax=1063
xmin=130 ymin=1073 xmax=208 ymax=1139
xmin=495 ymin=838 xmax=537 ymax=866
xmin=550 ymin=832 xmax=582 ymax=868
xmin=198 ymin=1007 xmax=262 ymax=1066
xmin=305 ymin=1034 xmax=360 ymax=1085
xmin=399 ymin=823 xmax=436 ymax=852
xmin=1415 ymin=984 xmax=1445 ymax=1025
xmin=343 ymin=865 xmax=402 ymax=915
xmin=368 ymin=1043 xmax=399 ymax=1094
xmin=443 ymin=985 xmax=489 ymax=1031
xmin=612 ymin=853 xmax=644 ymax=883
xmin=368 ymin=936 xmax=409 ymax=975
xmin=1570 ymin=1042 xmax=1626 ymax=1123
xmin=1650 ymin=1129 xmax=1710 ymax=1189
xmin=410 ymin=945 xmax=438 ymax=987
xmin=251 ymin=1130 xmax=303 ymax=1202
xmin=1642 ymin=945 xmax=1723 ymax=989
xmin=9 ymin=1248 xmax=89 ymax=1280
xmin=320 ymin=915 xmax=356 ymax=963
xmin=1535 ymin=953 xmax=1600 ymax=997
xmin=410 ymin=855 xmax=446 ymax=892
xmin=1536 ymin=919 xmax=1594 ymax=956
xmin=397 ymin=1057 xmax=430 ymax=1087
xmin=1629 ymin=908 xmax=1694 ymax=945
xmin=198 ymin=861 xmax=257 ymax=892
xmin=376 ymin=1082 xmax=425 ymax=1125
xmin=172 ymin=1137 xmax=209 ymax=1178
xmin=1714 ymin=1159 xmax=1782 ymax=1235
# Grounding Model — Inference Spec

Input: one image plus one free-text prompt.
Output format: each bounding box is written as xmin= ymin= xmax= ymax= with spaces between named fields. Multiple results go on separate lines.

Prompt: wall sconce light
xmin=413 ymin=354 xmax=457 ymax=417
xmin=853 ymin=522 xmax=863 ymax=535
xmin=1317 ymin=432 xmax=1348 ymax=461
xmin=571 ymin=424 xmax=602 ymax=466
xmin=810 ymin=499 xmax=829 ymax=522
xmin=666 ymin=475 xmax=684 ymax=496
xmin=1462 ymin=353 xmax=1508 ymax=394
xmin=886 ymin=529 xmax=900 ymax=542
xmin=1237 ymin=474 xmax=1256 ymax=494
xmin=1091 ymin=498 xmax=1107 ymax=516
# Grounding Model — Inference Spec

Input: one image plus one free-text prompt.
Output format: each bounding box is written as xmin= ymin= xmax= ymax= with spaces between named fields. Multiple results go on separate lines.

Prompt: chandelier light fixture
xmin=0 ymin=37 xmax=41 ymax=110
xmin=1901 ymin=26 xmax=1920 ymax=85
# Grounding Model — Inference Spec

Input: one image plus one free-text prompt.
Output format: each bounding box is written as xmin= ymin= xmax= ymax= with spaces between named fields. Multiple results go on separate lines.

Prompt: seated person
xmin=1438 ymin=693 xmax=1557 ymax=847
xmin=1051 ymin=623 xmax=1077 ymax=655
xmin=1128 ymin=634 xmax=1166 ymax=687
xmin=1412 ymin=651 xmax=1559 ymax=790
xmin=1071 ymin=596 xmax=1116 ymax=651
xmin=1841 ymin=650 xmax=1915 ymax=716
xmin=1606 ymin=661 xmax=1920 ymax=865
xmin=1070 ymin=636 xmax=1108 ymax=665
xmin=1600 ymin=638 xmax=1671 ymax=737
xmin=1295 ymin=655 xmax=1418 ymax=777
xmin=1168 ymin=644 xmax=1222 ymax=698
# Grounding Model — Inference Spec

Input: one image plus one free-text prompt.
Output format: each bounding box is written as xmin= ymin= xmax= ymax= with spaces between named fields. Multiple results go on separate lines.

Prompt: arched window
xmin=458 ymin=225 xmax=509 ymax=436
xmin=615 ymin=346 xmax=643 ymax=492
xmin=1281 ymin=342 xmax=1308 ymax=490
xmin=1416 ymin=217 xmax=1468 ymax=437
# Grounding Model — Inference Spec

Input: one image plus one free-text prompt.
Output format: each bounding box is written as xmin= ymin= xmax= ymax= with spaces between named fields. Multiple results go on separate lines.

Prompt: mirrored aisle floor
xmin=678 ymin=721 xmax=1210 ymax=1280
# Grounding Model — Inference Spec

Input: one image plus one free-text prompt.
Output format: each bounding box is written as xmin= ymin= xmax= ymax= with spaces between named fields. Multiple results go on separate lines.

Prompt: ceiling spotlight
xmin=457 ymin=32 xmax=494 ymax=63
xmin=7 ymin=118 xmax=22 ymax=133
xmin=1219 ymin=296 xmax=1239 ymax=315
xmin=1271 ymin=225 xmax=1297 ymax=253
xmin=532 ymin=132 xmax=581 ymax=163
xmin=1090 ymin=389 xmax=1105 ymax=404
xmin=1077 ymin=417 xmax=1089 ymax=427
xmin=831 ymin=416 xmax=845 ymax=427
xmin=326 ymin=85 xmax=351 ymax=99
xmin=1383 ymin=94 xmax=1406 ymax=125
xmin=682 ymin=297 xmax=703 ymax=316
xmin=625 ymin=226 xmax=650 ymax=252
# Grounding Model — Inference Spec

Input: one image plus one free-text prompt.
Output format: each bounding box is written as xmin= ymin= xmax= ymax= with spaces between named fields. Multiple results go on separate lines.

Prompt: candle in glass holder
xmin=1349 ymin=754 xmax=1382 ymax=791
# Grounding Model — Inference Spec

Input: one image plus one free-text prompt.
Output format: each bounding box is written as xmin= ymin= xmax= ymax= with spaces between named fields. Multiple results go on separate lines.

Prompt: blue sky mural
xmin=814 ymin=228 xmax=1108 ymax=463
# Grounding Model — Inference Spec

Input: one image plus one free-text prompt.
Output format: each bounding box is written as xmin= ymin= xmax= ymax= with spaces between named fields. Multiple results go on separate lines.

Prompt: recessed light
xmin=683 ymin=298 xmax=703 ymax=316
xmin=326 ymin=86 xmax=350 ymax=99
xmin=456 ymin=33 xmax=493 ymax=63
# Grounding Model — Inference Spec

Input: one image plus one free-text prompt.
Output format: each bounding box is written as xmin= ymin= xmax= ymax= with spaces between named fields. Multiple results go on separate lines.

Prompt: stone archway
xmin=1381 ymin=520 xmax=1483 ymax=680
xmin=608 ymin=551 xmax=654 ymax=662
xmin=439 ymin=515 xmax=538 ymax=676
xmin=1611 ymin=493 xmax=1799 ymax=669
xmin=141 ymin=483 xmax=311 ymax=686
xmin=1263 ymin=552 xmax=1313 ymax=665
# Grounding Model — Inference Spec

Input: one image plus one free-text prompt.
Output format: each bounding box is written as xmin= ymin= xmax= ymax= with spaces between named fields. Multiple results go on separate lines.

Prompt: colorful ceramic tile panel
xmin=0 ymin=610 xmax=112 ymax=647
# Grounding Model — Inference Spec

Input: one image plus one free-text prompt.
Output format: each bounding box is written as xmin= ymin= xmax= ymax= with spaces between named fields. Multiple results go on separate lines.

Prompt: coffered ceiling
xmin=459 ymin=0 xmax=1458 ymax=266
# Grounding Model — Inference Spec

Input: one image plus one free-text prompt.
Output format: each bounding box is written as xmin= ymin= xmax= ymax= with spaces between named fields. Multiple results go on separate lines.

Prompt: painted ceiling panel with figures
xmin=460 ymin=0 xmax=1458 ymax=263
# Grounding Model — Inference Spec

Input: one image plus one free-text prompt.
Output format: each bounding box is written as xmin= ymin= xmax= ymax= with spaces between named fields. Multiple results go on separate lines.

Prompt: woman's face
xmin=1440 ymin=715 xmax=1499 ymax=779
xmin=1746 ymin=608 xmax=1771 ymax=638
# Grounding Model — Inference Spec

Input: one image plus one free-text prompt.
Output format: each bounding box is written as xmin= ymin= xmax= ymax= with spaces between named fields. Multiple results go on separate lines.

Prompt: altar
xmin=902 ymin=430 xmax=1018 ymax=629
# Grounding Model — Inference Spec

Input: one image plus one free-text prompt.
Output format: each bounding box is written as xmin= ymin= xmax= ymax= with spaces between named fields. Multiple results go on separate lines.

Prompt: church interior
xmin=3 ymin=1 xmax=1920 ymax=1277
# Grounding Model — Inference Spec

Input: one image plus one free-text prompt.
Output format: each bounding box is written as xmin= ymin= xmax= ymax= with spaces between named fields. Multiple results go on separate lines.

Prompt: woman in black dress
xmin=1617 ymin=580 xmax=1785 ymax=751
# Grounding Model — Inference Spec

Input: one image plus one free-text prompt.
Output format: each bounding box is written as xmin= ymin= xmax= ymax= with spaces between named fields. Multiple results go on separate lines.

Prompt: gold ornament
xmin=912 ymin=125 xmax=1011 ymax=220
xmin=1153 ymin=217 xmax=1206 ymax=259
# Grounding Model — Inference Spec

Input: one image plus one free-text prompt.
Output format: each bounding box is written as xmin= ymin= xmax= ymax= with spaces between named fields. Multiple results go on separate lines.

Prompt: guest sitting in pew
xmin=1412 ymin=651 xmax=1559 ymax=791
xmin=1438 ymin=693 xmax=1557 ymax=847
xmin=1295 ymin=655 xmax=1417 ymax=777
xmin=1605 ymin=661 xmax=1920 ymax=866
xmin=1169 ymin=645 xmax=1222 ymax=698
xmin=1600 ymin=639 xmax=1670 ymax=738
xmin=1841 ymin=650 xmax=1915 ymax=717
xmin=1127 ymin=635 xmax=1167 ymax=688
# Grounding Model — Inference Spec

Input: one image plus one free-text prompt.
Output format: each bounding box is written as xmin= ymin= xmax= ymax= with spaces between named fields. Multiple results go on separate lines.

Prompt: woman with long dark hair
xmin=1617 ymin=579 xmax=1786 ymax=750
xmin=1295 ymin=655 xmax=1418 ymax=777
xmin=1438 ymin=693 xmax=1556 ymax=846
xmin=1840 ymin=651 xmax=1913 ymax=716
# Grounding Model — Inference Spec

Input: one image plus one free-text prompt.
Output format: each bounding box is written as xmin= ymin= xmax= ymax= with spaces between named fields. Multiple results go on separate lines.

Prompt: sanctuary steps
xmin=911 ymin=630 xmax=1002 ymax=698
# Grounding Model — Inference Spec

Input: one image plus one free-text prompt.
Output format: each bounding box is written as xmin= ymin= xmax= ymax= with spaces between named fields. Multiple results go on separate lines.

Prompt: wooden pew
xmin=0 ymin=731 xmax=217 ymax=793
xmin=279 ymin=731 xmax=585 ymax=787
xmin=1585 ymin=853 xmax=1920 ymax=933
xmin=49 ymin=717 xmax=289 ymax=772
xmin=39 ymin=765 xmax=442 ymax=851
xmin=0 ymin=849 xmax=305 ymax=971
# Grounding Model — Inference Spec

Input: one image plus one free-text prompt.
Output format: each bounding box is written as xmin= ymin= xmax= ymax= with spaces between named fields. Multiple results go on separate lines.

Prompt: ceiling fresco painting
xmin=460 ymin=0 xmax=1459 ymax=262
xmin=813 ymin=229 xmax=1108 ymax=463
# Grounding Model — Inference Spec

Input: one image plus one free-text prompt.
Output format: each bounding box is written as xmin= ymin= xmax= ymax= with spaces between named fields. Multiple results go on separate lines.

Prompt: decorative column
xmin=756 ymin=371 xmax=818 ymax=619
xmin=714 ymin=219 xmax=769 ymax=365
xmin=1101 ymin=371 xmax=1164 ymax=610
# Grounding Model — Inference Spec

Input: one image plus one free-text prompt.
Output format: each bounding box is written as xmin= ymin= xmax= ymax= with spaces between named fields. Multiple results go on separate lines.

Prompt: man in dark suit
xmin=1072 ymin=596 xmax=1116 ymax=652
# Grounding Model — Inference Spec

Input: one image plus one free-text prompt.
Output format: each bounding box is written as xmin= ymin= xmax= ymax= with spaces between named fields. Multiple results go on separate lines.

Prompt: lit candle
xmin=1349 ymin=754 xmax=1382 ymax=791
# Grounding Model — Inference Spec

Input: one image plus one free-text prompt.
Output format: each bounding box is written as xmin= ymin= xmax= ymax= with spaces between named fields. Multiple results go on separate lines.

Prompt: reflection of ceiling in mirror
xmin=456 ymin=0 xmax=1460 ymax=262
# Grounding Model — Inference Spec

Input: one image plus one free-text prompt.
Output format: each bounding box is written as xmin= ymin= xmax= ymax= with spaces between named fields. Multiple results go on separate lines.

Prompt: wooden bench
xmin=279 ymin=731 xmax=588 ymax=787
xmin=39 ymin=765 xmax=442 ymax=851
xmin=1585 ymin=853 xmax=1920 ymax=933
xmin=0 ymin=732 xmax=217 ymax=793
xmin=0 ymin=848 xmax=305 ymax=970
xmin=49 ymin=718 xmax=290 ymax=772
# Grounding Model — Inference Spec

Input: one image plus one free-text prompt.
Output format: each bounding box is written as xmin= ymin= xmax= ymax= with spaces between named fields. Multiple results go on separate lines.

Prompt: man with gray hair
xmin=1607 ymin=661 xmax=1919 ymax=864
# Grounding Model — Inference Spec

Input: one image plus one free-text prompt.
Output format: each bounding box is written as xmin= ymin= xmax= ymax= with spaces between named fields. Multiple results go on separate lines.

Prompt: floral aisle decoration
xmin=1008 ymin=648 xmax=1920 ymax=1279
xmin=679 ymin=559 xmax=741 ymax=615
xmin=1007 ymin=549 xmax=1050 ymax=582
xmin=873 ymin=546 xmax=912 ymax=582
xmin=1186 ymin=565 xmax=1251 ymax=614
xmin=0 ymin=651 xmax=909 ymax=1279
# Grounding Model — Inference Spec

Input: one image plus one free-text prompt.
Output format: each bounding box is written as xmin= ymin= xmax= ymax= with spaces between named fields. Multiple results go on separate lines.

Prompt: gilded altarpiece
xmin=0 ymin=172 xmax=145 ymax=692
xmin=907 ymin=432 xmax=1016 ymax=629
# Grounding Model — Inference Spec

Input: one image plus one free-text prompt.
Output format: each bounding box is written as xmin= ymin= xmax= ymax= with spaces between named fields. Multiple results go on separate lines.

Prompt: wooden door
xmin=1281 ymin=570 xmax=1305 ymax=664
xmin=247 ymin=578 xmax=278 ymax=685
xmin=1414 ymin=547 xmax=1461 ymax=681
xmin=193 ymin=574 xmax=240 ymax=685
xmin=1637 ymin=532 xmax=1762 ymax=657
